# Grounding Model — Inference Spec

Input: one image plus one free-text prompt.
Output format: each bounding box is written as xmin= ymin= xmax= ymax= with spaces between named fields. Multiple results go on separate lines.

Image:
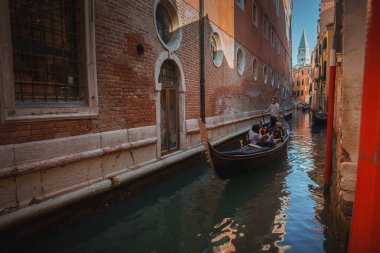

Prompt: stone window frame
xmin=252 ymin=57 xmax=258 ymax=81
xmin=210 ymin=27 xmax=224 ymax=68
xmin=252 ymin=1 xmax=258 ymax=27
xmin=236 ymin=47 xmax=245 ymax=76
xmin=236 ymin=0 xmax=244 ymax=11
xmin=0 ymin=0 xmax=98 ymax=123
xmin=153 ymin=0 xmax=183 ymax=52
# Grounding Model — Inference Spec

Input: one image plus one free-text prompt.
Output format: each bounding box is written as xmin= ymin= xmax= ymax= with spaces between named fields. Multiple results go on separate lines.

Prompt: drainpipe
xmin=200 ymin=0 xmax=205 ymax=122
xmin=323 ymin=48 xmax=336 ymax=188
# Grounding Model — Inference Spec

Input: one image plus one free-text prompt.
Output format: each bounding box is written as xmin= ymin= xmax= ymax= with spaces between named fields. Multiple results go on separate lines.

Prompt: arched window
xmin=252 ymin=58 xmax=258 ymax=81
xmin=159 ymin=60 xmax=179 ymax=154
xmin=236 ymin=48 xmax=245 ymax=75
xmin=156 ymin=4 xmax=172 ymax=44
xmin=154 ymin=0 xmax=182 ymax=51
xmin=210 ymin=32 xmax=223 ymax=67
xmin=263 ymin=64 xmax=268 ymax=84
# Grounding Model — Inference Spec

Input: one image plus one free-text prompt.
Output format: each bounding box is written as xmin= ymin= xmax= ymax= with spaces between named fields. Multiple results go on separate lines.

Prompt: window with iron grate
xmin=10 ymin=0 xmax=82 ymax=103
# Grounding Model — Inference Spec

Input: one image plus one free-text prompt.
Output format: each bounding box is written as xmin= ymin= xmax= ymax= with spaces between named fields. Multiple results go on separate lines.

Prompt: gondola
xmin=312 ymin=110 xmax=327 ymax=125
xmin=198 ymin=119 xmax=289 ymax=179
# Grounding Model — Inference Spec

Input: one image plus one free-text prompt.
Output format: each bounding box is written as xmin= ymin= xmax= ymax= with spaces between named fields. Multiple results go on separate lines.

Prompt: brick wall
xmin=0 ymin=0 xmax=292 ymax=145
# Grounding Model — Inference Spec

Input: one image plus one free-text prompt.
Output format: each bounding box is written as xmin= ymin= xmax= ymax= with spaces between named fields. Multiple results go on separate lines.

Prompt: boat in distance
xmin=198 ymin=119 xmax=289 ymax=179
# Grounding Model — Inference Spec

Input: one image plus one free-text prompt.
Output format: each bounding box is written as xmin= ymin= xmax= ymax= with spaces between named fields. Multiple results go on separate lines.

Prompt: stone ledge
xmin=341 ymin=176 xmax=356 ymax=193
xmin=340 ymin=162 xmax=357 ymax=178
xmin=0 ymin=179 xmax=112 ymax=230
xmin=0 ymin=137 xmax=158 ymax=179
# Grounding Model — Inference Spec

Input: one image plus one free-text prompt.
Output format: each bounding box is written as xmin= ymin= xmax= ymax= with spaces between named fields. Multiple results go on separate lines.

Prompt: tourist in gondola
xmin=272 ymin=122 xmax=285 ymax=143
xmin=248 ymin=124 xmax=262 ymax=145
xmin=249 ymin=124 xmax=275 ymax=148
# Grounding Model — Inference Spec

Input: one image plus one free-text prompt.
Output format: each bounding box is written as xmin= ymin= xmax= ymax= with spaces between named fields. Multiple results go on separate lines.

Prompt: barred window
xmin=10 ymin=0 xmax=82 ymax=103
xmin=159 ymin=60 xmax=178 ymax=86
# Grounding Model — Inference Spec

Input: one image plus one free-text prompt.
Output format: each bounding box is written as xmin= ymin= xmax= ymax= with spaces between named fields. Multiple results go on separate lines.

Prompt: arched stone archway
xmin=154 ymin=52 xmax=186 ymax=157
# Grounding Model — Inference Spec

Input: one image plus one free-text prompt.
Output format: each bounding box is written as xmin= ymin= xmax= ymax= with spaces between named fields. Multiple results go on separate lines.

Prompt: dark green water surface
xmin=6 ymin=111 xmax=339 ymax=252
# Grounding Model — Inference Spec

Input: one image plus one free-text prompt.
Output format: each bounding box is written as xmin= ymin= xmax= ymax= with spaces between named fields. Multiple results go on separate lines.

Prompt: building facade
xmin=0 ymin=0 xmax=292 ymax=229
xmin=310 ymin=23 xmax=334 ymax=113
xmin=327 ymin=0 xmax=367 ymax=251
xmin=292 ymin=66 xmax=311 ymax=104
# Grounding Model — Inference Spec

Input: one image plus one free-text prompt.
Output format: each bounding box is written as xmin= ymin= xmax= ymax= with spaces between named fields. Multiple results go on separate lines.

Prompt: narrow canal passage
xmin=7 ymin=111 xmax=339 ymax=253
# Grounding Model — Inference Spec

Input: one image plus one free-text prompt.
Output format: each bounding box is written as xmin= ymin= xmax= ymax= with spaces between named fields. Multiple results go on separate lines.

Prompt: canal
xmin=4 ymin=111 xmax=339 ymax=252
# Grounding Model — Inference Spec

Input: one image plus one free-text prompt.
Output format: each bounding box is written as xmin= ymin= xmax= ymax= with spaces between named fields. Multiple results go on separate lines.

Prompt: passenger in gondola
xmin=260 ymin=125 xmax=270 ymax=137
xmin=272 ymin=122 xmax=285 ymax=143
xmin=248 ymin=124 xmax=262 ymax=145
xmin=249 ymin=124 xmax=275 ymax=148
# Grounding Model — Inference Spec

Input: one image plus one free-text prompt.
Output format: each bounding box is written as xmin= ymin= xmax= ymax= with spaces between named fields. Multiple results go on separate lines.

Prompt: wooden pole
xmin=349 ymin=0 xmax=380 ymax=252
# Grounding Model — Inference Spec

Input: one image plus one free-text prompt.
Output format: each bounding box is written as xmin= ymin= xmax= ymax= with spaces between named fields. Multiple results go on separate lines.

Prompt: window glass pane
xmin=210 ymin=35 xmax=217 ymax=60
xmin=160 ymin=91 xmax=168 ymax=152
xmin=156 ymin=4 xmax=172 ymax=44
xmin=168 ymin=90 xmax=178 ymax=150
xmin=159 ymin=60 xmax=179 ymax=153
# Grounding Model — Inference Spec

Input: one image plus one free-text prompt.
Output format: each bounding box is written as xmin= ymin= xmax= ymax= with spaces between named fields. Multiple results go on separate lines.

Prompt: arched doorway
xmin=159 ymin=59 xmax=179 ymax=154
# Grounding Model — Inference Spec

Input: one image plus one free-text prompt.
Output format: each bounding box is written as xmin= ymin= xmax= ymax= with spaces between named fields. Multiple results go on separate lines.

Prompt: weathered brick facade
xmin=0 ymin=0 xmax=292 ymax=229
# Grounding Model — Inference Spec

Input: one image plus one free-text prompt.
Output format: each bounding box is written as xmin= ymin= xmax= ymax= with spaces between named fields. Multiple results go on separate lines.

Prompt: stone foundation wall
xmin=329 ymin=0 xmax=367 ymax=251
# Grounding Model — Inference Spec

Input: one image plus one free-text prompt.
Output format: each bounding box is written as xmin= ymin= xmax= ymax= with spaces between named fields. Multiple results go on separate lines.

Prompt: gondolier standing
xmin=263 ymin=96 xmax=280 ymax=128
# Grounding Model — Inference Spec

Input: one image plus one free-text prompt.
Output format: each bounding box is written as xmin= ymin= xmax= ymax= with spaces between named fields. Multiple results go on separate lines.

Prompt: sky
xmin=291 ymin=0 xmax=320 ymax=66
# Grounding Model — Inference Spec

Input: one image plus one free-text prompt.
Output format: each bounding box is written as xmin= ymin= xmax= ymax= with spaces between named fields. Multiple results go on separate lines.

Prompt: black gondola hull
xmin=208 ymin=137 xmax=289 ymax=179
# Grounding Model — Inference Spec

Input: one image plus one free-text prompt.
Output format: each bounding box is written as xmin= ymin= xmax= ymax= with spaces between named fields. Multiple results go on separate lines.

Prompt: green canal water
xmin=5 ymin=111 xmax=339 ymax=252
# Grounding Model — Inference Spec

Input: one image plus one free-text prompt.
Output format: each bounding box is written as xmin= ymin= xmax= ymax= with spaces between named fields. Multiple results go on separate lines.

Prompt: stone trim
xmin=0 ymin=137 xmax=158 ymax=179
xmin=0 ymin=125 xmax=157 ymax=176
xmin=0 ymin=0 xmax=98 ymax=123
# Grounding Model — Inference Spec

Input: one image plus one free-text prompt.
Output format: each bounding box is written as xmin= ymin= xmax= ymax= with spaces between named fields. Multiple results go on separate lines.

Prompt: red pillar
xmin=349 ymin=0 xmax=380 ymax=252
xmin=324 ymin=49 xmax=336 ymax=185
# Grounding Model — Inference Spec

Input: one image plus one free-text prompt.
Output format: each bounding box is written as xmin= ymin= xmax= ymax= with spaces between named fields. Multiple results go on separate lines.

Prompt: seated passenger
xmin=249 ymin=124 xmax=262 ymax=145
xmin=248 ymin=124 xmax=275 ymax=148
xmin=272 ymin=122 xmax=285 ymax=143
xmin=260 ymin=125 xmax=270 ymax=142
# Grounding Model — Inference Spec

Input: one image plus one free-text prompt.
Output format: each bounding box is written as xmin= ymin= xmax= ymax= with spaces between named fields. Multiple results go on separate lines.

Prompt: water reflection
xmin=4 ymin=111 xmax=338 ymax=253
xmin=209 ymin=159 xmax=290 ymax=252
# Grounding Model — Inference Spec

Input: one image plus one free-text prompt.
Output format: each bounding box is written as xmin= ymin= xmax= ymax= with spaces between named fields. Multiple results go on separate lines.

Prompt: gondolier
xmin=263 ymin=96 xmax=280 ymax=129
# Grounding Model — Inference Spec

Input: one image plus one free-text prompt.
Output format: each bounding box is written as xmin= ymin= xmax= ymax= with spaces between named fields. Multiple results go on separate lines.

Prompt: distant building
xmin=296 ymin=30 xmax=311 ymax=67
xmin=292 ymin=66 xmax=312 ymax=104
